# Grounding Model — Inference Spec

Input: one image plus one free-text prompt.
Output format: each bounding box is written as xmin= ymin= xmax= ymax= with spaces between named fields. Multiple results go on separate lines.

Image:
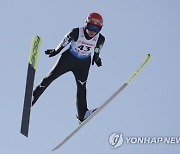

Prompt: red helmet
xmin=86 ymin=12 xmax=103 ymax=27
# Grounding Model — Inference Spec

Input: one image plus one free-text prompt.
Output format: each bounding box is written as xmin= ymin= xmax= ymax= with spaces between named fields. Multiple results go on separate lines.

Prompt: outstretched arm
xmin=45 ymin=28 xmax=79 ymax=57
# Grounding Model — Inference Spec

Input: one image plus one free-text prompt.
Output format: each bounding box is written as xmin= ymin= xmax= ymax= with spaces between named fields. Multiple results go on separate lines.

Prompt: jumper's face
xmin=85 ymin=23 xmax=101 ymax=37
xmin=86 ymin=29 xmax=97 ymax=37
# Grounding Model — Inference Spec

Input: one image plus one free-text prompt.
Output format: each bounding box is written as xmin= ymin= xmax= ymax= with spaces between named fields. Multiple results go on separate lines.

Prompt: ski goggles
xmin=86 ymin=24 xmax=101 ymax=33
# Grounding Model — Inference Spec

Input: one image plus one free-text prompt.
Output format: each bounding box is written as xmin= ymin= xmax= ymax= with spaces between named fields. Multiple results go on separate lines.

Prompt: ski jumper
xmin=32 ymin=27 xmax=105 ymax=121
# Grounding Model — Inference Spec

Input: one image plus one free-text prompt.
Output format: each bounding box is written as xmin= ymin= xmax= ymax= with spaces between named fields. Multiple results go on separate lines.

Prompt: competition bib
xmin=69 ymin=27 xmax=99 ymax=58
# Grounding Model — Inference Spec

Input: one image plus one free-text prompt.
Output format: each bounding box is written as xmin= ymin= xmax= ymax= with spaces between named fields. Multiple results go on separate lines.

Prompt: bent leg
xmin=32 ymin=52 xmax=70 ymax=106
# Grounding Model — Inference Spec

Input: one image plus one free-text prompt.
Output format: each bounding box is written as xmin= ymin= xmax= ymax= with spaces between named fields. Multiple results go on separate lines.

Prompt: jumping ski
xmin=52 ymin=53 xmax=151 ymax=151
xmin=20 ymin=36 xmax=42 ymax=137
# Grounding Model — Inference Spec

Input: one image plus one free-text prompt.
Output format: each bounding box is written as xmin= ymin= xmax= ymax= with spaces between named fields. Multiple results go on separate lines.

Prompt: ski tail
xmin=52 ymin=53 xmax=151 ymax=151
xmin=20 ymin=36 xmax=42 ymax=137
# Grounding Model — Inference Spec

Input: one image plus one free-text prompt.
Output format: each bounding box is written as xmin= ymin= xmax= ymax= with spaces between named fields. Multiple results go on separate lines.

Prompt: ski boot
xmin=77 ymin=108 xmax=97 ymax=124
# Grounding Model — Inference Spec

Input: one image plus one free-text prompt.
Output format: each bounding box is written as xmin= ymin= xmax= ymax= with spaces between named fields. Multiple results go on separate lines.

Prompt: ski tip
xmin=147 ymin=53 xmax=151 ymax=58
xmin=36 ymin=35 xmax=41 ymax=40
xmin=125 ymin=53 xmax=151 ymax=84
xmin=146 ymin=53 xmax=151 ymax=61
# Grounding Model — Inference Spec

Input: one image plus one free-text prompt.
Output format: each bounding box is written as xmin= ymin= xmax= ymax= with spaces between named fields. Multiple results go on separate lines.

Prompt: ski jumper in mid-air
xmin=32 ymin=12 xmax=105 ymax=123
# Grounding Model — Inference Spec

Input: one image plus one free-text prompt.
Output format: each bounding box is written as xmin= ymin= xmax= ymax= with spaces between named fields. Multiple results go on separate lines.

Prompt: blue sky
xmin=1 ymin=0 xmax=180 ymax=153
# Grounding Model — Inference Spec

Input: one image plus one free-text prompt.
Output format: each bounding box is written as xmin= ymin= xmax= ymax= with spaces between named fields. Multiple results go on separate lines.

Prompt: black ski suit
xmin=32 ymin=27 xmax=105 ymax=122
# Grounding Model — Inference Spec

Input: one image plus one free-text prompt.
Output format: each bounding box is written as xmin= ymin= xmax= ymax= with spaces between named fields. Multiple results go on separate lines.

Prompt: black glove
xmin=92 ymin=53 xmax=102 ymax=67
xmin=45 ymin=49 xmax=59 ymax=57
